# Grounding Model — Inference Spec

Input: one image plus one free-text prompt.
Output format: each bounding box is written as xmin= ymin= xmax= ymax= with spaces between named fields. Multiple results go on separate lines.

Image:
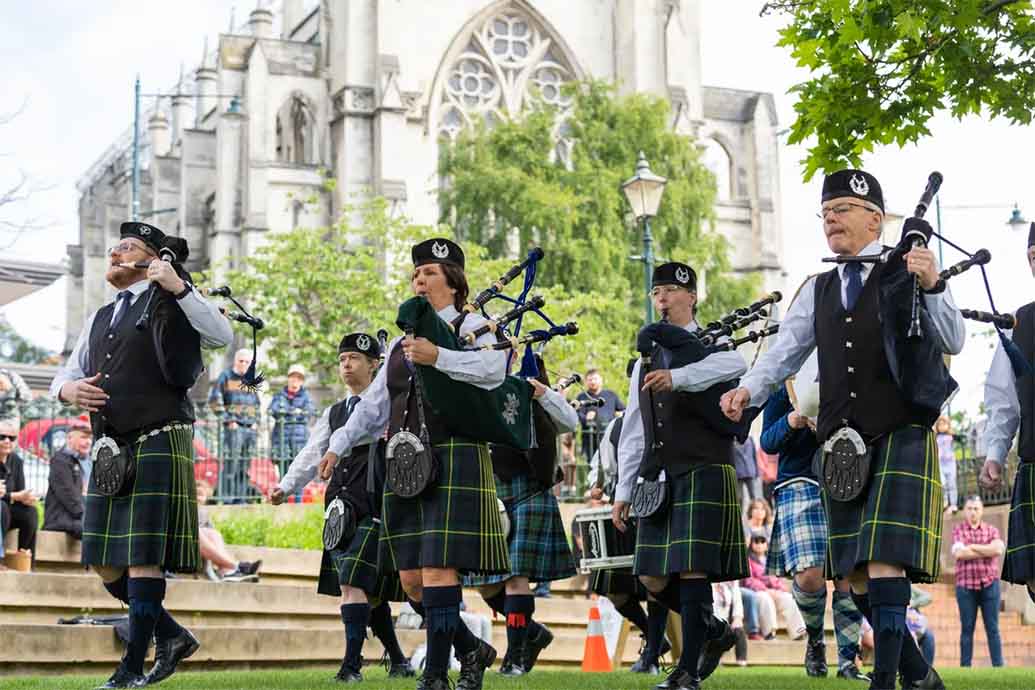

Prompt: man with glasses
xmin=722 ymin=170 xmax=964 ymax=690
xmin=51 ymin=222 xmax=233 ymax=688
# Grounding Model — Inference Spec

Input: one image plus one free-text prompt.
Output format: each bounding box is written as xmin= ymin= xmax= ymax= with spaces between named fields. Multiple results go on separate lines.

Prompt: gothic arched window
xmin=702 ymin=138 xmax=734 ymax=202
xmin=275 ymin=94 xmax=316 ymax=164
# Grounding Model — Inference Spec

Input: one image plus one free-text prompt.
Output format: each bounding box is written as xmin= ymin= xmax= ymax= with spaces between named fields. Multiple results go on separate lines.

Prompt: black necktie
xmin=844 ymin=263 xmax=863 ymax=312
xmin=344 ymin=396 xmax=359 ymax=419
xmin=108 ymin=291 xmax=133 ymax=331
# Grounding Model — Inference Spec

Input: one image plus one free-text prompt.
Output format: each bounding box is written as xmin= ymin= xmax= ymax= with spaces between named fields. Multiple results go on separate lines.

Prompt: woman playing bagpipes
xmin=319 ymin=238 xmax=528 ymax=690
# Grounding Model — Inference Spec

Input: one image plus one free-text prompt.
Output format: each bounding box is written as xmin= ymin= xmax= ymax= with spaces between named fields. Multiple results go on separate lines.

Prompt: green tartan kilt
xmin=633 ymin=463 xmax=748 ymax=582
xmin=823 ymin=425 xmax=943 ymax=583
xmin=466 ymin=474 xmax=576 ymax=586
xmin=1003 ymin=462 xmax=1035 ymax=585
xmin=319 ymin=516 xmax=406 ymax=602
xmin=82 ymin=425 xmax=199 ymax=573
xmin=379 ymin=439 xmax=510 ymax=576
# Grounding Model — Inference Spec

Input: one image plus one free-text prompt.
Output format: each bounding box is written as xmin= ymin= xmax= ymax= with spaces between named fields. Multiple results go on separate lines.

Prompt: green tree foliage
xmin=437 ymin=80 xmax=758 ymax=327
xmin=0 ymin=315 xmax=53 ymax=364
xmin=763 ymin=0 xmax=1035 ymax=179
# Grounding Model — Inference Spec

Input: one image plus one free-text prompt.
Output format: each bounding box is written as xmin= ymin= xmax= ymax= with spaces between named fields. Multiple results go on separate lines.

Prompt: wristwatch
xmin=174 ymin=283 xmax=193 ymax=300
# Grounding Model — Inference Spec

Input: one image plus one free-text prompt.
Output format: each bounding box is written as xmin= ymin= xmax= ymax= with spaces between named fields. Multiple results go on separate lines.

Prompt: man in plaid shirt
xmin=951 ymin=496 xmax=1005 ymax=667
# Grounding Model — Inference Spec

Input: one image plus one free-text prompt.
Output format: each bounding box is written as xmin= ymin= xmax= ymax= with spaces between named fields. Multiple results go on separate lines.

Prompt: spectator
xmin=0 ymin=420 xmax=37 ymax=566
xmin=951 ymin=495 xmax=1005 ymax=667
xmin=713 ymin=580 xmax=749 ymax=666
xmin=574 ymin=368 xmax=624 ymax=475
xmin=42 ymin=420 xmax=92 ymax=540
xmin=208 ymin=348 xmax=261 ymax=503
xmin=935 ymin=416 xmax=957 ymax=514
xmin=0 ymin=368 xmax=32 ymax=428
xmin=734 ymin=435 xmax=762 ymax=514
xmin=741 ymin=532 xmax=806 ymax=641
xmin=908 ymin=586 xmax=936 ymax=666
xmin=743 ymin=497 xmax=773 ymax=541
xmin=558 ymin=431 xmax=577 ymax=498
xmin=267 ymin=363 xmax=316 ymax=501
xmin=195 ymin=480 xmax=262 ymax=582
xmin=740 ymin=587 xmax=762 ymax=640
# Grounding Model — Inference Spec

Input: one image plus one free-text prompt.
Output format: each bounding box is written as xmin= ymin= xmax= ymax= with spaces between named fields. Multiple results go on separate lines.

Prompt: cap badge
xmin=431 ymin=241 xmax=449 ymax=259
xmin=139 ymin=226 xmax=151 ymax=236
xmin=675 ymin=267 xmax=690 ymax=284
xmin=849 ymin=174 xmax=869 ymax=196
xmin=356 ymin=334 xmax=371 ymax=352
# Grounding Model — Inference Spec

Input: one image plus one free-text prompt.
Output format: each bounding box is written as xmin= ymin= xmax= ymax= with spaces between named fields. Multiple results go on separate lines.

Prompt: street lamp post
xmin=621 ymin=152 xmax=667 ymax=324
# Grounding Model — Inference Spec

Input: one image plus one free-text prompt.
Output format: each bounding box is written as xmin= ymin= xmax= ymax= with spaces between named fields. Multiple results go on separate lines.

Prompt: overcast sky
xmin=1 ymin=1 xmax=1032 ymax=418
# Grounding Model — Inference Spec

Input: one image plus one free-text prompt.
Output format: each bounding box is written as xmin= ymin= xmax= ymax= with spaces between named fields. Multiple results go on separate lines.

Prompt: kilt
xmin=466 ymin=474 xmax=576 ymax=586
xmin=823 ymin=425 xmax=942 ymax=583
xmin=82 ymin=425 xmax=199 ymax=573
xmin=767 ymin=479 xmax=828 ymax=577
xmin=379 ymin=439 xmax=510 ymax=575
xmin=633 ymin=463 xmax=748 ymax=582
xmin=319 ymin=516 xmax=406 ymax=602
xmin=1003 ymin=462 xmax=1035 ymax=585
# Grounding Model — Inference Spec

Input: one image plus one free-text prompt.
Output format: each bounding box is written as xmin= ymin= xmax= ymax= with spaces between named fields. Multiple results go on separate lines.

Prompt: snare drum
xmin=574 ymin=505 xmax=635 ymax=573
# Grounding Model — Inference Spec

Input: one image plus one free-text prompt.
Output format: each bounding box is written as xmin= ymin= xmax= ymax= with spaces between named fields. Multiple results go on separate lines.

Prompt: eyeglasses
xmin=650 ymin=285 xmax=689 ymax=297
xmin=816 ymin=202 xmax=876 ymax=219
xmin=107 ymin=242 xmax=154 ymax=256
xmin=0 ymin=435 xmax=16 ymax=442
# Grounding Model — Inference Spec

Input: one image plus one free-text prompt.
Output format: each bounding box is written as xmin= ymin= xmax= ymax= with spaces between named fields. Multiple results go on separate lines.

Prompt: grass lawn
xmin=2 ymin=667 xmax=1032 ymax=690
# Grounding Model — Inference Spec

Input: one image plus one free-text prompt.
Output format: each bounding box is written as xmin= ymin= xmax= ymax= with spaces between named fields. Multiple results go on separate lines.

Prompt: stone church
xmin=70 ymin=0 xmax=784 ymax=353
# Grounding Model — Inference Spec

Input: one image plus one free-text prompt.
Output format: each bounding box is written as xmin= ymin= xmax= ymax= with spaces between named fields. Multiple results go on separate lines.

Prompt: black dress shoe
xmin=416 ymin=673 xmax=452 ymax=690
xmin=805 ymin=638 xmax=829 ymax=677
xmin=655 ymin=667 xmax=700 ymax=690
xmin=144 ymin=628 xmax=200 ymax=685
xmin=455 ymin=639 xmax=497 ymax=690
xmin=901 ymin=667 xmax=945 ymax=690
xmin=837 ymin=663 xmax=870 ymax=682
xmin=521 ymin=623 xmax=553 ymax=672
xmin=629 ymin=655 xmax=660 ymax=675
xmin=96 ymin=666 xmax=147 ymax=689
xmin=697 ymin=618 xmax=736 ymax=681
xmin=387 ymin=658 xmax=416 ymax=678
xmin=498 ymin=654 xmax=527 ymax=676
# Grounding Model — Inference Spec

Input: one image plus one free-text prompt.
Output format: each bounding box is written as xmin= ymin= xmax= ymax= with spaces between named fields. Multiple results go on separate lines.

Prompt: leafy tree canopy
xmin=764 ymin=0 xmax=1035 ymax=179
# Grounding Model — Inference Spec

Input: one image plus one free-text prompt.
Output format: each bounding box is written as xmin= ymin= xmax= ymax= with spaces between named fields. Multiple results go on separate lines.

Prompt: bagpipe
xmin=634 ymin=292 xmax=784 ymax=444
xmin=206 ymin=284 xmax=267 ymax=390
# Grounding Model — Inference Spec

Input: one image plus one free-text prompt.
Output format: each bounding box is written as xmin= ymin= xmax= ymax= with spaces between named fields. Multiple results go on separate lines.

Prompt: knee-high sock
xmin=851 ymin=588 xmax=928 ymax=682
xmin=645 ymin=600 xmax=669 ymax=662
xmin=422 ymin=585 xmax=461 ymax=678
xmin=615 ymin=599 xmax=649 ymax=634
xmin=125 ymin=578 xmax=165 ymax=675
xmin=792 ymin=580 xmax=827 ymax=642
xmin=369 ymin=601 xmax=407 ymax=666
xmin=104 ymin=574 xmax=183 ymax=642
xmin=678 ymin=579 xmax=713 ymax=676
xmin=484 ymin=589 xmax=506 ymax=616
xmin=504 ymin=594 xmax=535 ymax=662
xmin=868 ymin=577 xmax=911 ymax=689
xmin=832 ymin=589 xmax=863 ymax=666
xmin=654 ymin=577 xmax=681 ymax=613
xmin=340 ymin=603 xmax=370 ymax=672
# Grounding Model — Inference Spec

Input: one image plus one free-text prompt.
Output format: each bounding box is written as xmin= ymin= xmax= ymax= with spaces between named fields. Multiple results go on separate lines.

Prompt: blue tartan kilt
xmin=633 ymin=463 xmax=748 ymax=582
xmin=1003 ymin=462 xmax=1035 ymax=585
xmin=379 ymin=439 xmax=510 ymax=576
xmin=823 ymin=425 xmax=943 ymax=583
xmin=81 ymin=425 xmax=199 ymax=573
xmin=767 ymin=479 xmax=829 ymax=577
xmin=466 ymin=475 xmax=576 ymax=586
xmin=319 ymin=516 xmax=405 ymax=602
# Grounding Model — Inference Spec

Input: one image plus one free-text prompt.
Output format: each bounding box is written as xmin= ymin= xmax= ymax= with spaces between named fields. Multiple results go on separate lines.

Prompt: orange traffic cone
xmin=581 ymin=603 xmax=612 ymax=672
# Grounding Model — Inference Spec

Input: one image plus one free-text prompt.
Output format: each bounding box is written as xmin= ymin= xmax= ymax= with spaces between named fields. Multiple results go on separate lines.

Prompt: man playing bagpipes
xmin=722 ymin=170 xmax=965 ymax=690
xmin=980 ymin=222 xmax=1035 ymax=613
xmin=613 ymin=262 xmax=751 ymax=690
xmin=271 ymin=332 xmax=413 ymax=683
xmin=465 ymin=351 xmax=580 ymax=677
xmin=50 ymin=221 xmax=234 ymax=688
xmin=319 ymin=238 xmax=535 ymax=690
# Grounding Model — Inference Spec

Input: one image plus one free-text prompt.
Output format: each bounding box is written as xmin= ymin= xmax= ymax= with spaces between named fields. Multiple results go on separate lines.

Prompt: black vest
xmin=637 ymin=347 xmax=733 ymax=475
xmin=324 ymin=398 xmax=374 ymax=518
xmin=1012 ymin=302 xmax=1035 ymax=461
xmin=491 ymin=403 xmax=559 ymax=485
xmin=87 ymin=294 xmax=195 ymax=437
xmin=814 ymin=264 xmax=916 ymax=443
xmin=386 ymin=345 xmax=453 ymax=444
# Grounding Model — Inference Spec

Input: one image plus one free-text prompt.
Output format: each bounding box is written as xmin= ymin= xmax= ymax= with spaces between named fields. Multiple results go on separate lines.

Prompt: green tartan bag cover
xmin=396 ymin=296 xmax=534 ymax=449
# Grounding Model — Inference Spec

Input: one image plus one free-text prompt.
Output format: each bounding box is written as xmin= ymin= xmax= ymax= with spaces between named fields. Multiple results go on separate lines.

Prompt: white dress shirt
xmin=50 ymin=279 xmax=234 ymax=398
xmin=327 ymin=304 xmax=508 ymax=459
xmin=982 ymin=317 xmax=1021 ymax=465
xmin=739 ymin=239 xmax=966 ymax=408
xmin=614 ymin=319 xmax=748 ymax=503
xmin=536 ymin=386 xmax=580 ymax=434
